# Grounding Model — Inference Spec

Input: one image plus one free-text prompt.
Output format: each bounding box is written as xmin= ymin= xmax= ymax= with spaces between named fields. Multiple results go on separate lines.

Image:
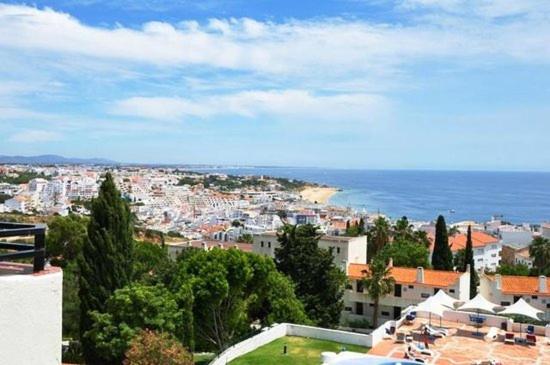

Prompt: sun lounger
xmin=405 ymin=345 xmax=429 ymax=363
xmin=471 ymin=360 xmax=501 ymax=365
xmin=409 ymin=343 xmax=434 ymax=357
xmin=526 ymin=334 xmax=536 ymax=346
xmin=484 ymin=327 xmax=499 ymax=342
xmin=504 ymin=332 xmax=515 ymax=344
xmin=396 ymin=332 xmax=406 ymax=343
xmin=424 ymin=324 xmax=448 ymax=337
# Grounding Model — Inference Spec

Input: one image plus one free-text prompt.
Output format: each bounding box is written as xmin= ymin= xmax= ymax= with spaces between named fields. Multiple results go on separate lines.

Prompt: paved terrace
xmin=369 ymin=318 xmax=550 ymax=365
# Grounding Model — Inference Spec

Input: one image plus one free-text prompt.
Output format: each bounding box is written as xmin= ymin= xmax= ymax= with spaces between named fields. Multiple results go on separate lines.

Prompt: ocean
xmin=192 ymin=167 xmax=550 ymax=224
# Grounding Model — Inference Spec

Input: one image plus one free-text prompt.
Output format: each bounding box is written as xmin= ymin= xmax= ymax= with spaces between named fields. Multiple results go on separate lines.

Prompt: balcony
xmin=0 ymin=222 xmax=47 ymax=274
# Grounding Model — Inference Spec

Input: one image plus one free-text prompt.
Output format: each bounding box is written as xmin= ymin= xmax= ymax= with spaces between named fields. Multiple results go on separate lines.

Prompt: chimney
xmin=539 ymin=275 xmax=547 ymax=293
xmin=495 ymin=274 xmax=501 ymax=290
xmin=388 ymin=258 xmax=393 ymax=269
xmin=416 ymin=267 xmax=424 ymax=284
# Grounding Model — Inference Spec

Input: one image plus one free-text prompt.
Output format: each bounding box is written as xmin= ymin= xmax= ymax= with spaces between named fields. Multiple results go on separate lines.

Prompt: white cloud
xmin=111 ymin=90 xmax=389 ymax=122
xmin=0 ymin=2 xmax=549 ymax=80
xmin=8 ymin=130 xmax=63 ymax=143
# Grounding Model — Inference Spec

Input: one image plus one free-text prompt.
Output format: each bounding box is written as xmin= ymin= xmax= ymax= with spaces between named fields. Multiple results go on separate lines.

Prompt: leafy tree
xmin=275 ymin=224 xmax=346 ymax=328
xmin=46 ymin=214 xmax=88 ymax=267
xmin=79 ymin=173 xmax=135 ymax=364
xmin=379 ymin=240 xmax=430 ymax=268
xmin=123 ymin=329 xmax=193 ymax=365
xmin=453 ymin=248 xmax=466 ymax=270
xmin=237 ymin=233 xmax=253 ymax=243
xmin=62 ymin=261 xmax=81 ymax=339
xmin=361 ymin=258 xmax=395 ymax=328
xmin=463 ymin=225 xmax=479 ymax=298
xmin=367 ymin=217 xmax=390 ymax=261
xmin=85 ymin=284 xmax=190 ymax=364
xmin=175 ymin=248 xmax=307 ymax=351
xmin=133 ymin=241 xmax=172 ymax=284
xmin=432 ymin=215 xmax=453 ymax=270
xmin=496 ymin=263 xmax=530 ymax=276
xmin=529 ymin=236 xmax=550 ymax=276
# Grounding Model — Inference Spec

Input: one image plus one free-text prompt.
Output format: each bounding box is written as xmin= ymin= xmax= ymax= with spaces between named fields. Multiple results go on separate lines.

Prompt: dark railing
xmin=0 ymin=222 xmax=47 ymax=272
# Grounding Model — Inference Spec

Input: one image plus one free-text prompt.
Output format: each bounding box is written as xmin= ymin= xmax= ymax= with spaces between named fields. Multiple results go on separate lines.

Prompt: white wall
xmin=209 ymin=323 xmax=372 ymax=365
xmin=0 ymin=269 xmax=63 ymax=365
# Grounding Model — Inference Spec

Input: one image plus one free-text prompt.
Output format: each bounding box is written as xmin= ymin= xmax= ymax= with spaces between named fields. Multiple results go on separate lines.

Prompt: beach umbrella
xmin=415 ymin=297 xmax=446 ymax=327
xmin=431 ymin=289 xmax=459 ymax=310
xmin=457 ymin=294 xmax=498 ymax=335
xmin=498 ymin=298 xmax=543 ymax=337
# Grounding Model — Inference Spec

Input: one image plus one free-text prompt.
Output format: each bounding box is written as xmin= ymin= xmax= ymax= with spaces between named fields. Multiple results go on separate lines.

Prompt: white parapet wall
xmin=0 ymin=266 xmax=63 ymax=365
xmin=209 ymin=323 xmax=372 ymax=365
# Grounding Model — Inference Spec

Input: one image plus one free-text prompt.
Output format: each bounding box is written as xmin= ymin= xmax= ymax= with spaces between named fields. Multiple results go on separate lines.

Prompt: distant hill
xmin=0 ymin=154 xmax=117 ymax=165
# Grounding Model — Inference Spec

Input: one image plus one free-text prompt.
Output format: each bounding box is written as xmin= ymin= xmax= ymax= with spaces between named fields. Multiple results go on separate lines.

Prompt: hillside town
xmin=2 ymin=165 xmax=550 ymax=365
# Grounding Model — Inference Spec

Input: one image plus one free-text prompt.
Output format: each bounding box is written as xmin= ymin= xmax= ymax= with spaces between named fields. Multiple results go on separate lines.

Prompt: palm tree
xmin=367 ymin=217 xmax=390 ymax=261
xmin=529 ymin=237 xmax=550 ymax=275
xmin=362 ymin=258 xmax=395 ymax=328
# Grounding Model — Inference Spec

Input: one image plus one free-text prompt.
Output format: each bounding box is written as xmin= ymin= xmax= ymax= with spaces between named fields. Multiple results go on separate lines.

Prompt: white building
xmin=542 ymin=222 xmax=550 ymax=239
xmin=480 ymin=273 xmax=550 ymax=321
xmin=343 ymin=262 xmax=470 ymax=323
xmin=252 ymin=231 xmax=367 ymax=270
xmin=497 ymin=225 xmax=533 ymax=248
xmin=448 ymin=231 xmax=501 ymax=271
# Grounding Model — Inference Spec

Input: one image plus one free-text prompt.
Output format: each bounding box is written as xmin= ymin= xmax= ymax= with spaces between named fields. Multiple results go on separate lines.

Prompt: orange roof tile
xmin=493 ymin=275 xmax=550 ymax=295
xmin=449 ymin=232 xmax=498 ymax=252
xmin=348 ymin=263 xmax=462 ymax=287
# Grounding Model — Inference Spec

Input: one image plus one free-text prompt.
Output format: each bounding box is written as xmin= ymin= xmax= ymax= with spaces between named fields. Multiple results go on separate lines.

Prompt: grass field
xmin=228 ymin=336 xmax=369 ymax=365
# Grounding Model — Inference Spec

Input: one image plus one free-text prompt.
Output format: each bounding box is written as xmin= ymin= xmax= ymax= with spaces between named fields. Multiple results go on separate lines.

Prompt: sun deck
xmin=369 ymin=318 xmax=550 ymax=365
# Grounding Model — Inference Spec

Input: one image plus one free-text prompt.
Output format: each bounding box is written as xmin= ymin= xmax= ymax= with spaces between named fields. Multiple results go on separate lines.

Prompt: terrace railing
xmin=0 ymin=222 xmax=47 ymax=272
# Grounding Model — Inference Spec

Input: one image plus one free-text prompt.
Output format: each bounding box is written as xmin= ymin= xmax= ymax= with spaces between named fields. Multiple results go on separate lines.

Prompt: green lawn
xmin=229 ymin=336 xmax=369 ymax=365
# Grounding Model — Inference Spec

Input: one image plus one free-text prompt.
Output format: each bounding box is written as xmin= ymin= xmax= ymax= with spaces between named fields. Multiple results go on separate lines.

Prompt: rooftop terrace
xmin=370 ymin=317 xmax=550 ymax=365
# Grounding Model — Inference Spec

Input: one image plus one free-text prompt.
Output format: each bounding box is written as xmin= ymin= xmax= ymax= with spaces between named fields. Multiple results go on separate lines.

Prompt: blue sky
xmin=0 ymin=0 xmax=549 ymax=170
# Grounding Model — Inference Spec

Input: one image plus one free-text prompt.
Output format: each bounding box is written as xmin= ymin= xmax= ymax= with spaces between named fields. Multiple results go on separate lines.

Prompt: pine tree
xmin=79 ymin=173 xmax=134 ymax=363
xmin=432 ymin=215 xmax=453 ymax=270
xmin=463 ymin=225 xmax=479 ymax=298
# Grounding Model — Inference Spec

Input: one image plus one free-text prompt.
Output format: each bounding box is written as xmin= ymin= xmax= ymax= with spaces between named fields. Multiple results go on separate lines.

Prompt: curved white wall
xmin=0 ymin=268 xmax=62 ymax=365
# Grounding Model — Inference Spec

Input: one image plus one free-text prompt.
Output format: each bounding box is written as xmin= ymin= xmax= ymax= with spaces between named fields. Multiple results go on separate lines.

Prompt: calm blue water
xmin=193 ymin=167 xmax=550 ymax=224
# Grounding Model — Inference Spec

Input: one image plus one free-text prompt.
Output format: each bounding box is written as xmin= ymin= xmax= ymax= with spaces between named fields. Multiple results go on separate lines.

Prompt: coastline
xmin=300 ymin=186 xmax=338 ymax=204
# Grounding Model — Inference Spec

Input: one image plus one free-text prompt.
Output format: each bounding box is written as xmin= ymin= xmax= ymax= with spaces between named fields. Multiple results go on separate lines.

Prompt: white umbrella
xmin=498 ymin=298 xmax=543 ymax=338
xmin=431 ymin=289 xmax=459 ymax=309
xmin=415 ymin=297 xmax=447 ymax=326
xmin=458 ymin=294 xmax=499 ymax=335
xmin=457 ymin=294 xmax=498 ymax=314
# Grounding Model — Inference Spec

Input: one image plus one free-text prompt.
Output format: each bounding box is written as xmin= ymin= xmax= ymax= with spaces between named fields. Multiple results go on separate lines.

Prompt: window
xmin=408 ymin=285 xmax=414 ymax=289
xmin=394 ymin=284 xmax=402 ymax=297
xmin=381 ymin=311 xmax=390 ymax=316
xmin=449 ymin=289 xmax=455 ymax=293
xmin=345 ymin=283 xmax=353 ymax=290
xmin=501 ymin=301 xmax=511 ymax=306
xmin=532 ymin=295 xmax=538 ymax=300
xmin=355 ymin=302 xmax=364 ymax=315
xmin=547 ymin=303 xmax=550 ymax=309
xmin=260 ymin=241 xmax=264 ymax=247
xmin=336 ymin=247 xmax=341 ymax=254
xmin=421 ymin=293 xmax=430 ymax=299
xmin=513 ymin=296 xmax=521 ymax=303
xmin=268 ymin=241 xmax=271 ymax=248
xmin=491 ymin=254 xmax=497 ymax=258
xmin=356 ymin=280 xmax=364 ymax=293
xmin=369 ymin=303 xmax=374 ymax=307
xmin=344 ymin=306 xmax=352 ymax=311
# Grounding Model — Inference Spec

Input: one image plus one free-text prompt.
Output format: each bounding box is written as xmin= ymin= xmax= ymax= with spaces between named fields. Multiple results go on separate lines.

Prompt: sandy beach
xmin=300 ymin=186 xmax=338 ymax=204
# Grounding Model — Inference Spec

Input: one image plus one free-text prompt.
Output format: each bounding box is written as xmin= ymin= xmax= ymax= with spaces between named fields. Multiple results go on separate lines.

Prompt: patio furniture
xmin=526 ymin=334 xmax=536 ymax=345
xmin=526 ymin=325 xmax=535 ymax=335
xmin=504 ymin=332 xmax=515 ymax=344
xmin=424 ymin=324 xmax=448 ymax=337
xmin=405 ymin=313 xmax=416 ymax=324
xmin=498 ymin=299 xmax=543 ymax=339
xmin=409 ymin=342 xmax=434 ymax=356
xmin=484 ymin=327 xmax=499 ymax=342
xmin=458 ymin=294 xmax=499 ymax=336
xmin=471 ymin=360 xmax=502 ymax=365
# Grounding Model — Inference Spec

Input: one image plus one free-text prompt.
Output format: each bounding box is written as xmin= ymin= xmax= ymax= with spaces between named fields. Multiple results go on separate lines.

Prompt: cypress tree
xmin=79 ymin=173 xmax=134 ymax=363
xmin=432 ymin=215 xmax=453 ymax=270
xmin=464 ymin=225 xmax=479 ymax=298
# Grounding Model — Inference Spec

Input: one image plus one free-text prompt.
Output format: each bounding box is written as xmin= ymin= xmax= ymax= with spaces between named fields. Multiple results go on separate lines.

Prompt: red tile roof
xmin=490 ymin=275 xmax=550 ymax=295
xmin=348 ymin=263 xmax=462 ymax=287
xmin=449 ymin=232 xmax=498 ymax=252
